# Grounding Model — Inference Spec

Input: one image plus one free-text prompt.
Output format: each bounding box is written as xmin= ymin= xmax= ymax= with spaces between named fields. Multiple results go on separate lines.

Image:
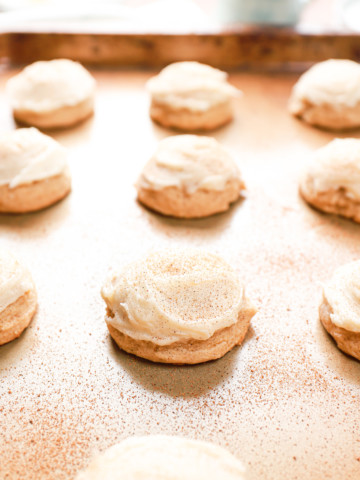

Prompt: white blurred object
xmin=0 ymin=0 xmax=37 ymax=10
xmin=0 ymin=0 xmax=216 ymax=33
xmin=120 ymin=0 xmax=215 ymax=32
xmin=340 ymin=0 xmax=360 ymax=31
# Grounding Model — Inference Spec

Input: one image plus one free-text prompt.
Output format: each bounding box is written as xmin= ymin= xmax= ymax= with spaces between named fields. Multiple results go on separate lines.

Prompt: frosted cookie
xmin=0 ymin=252 xmax=37 ymax=346
xmin=147 ymin=62 xmax=240 ymax=131
xmin=101 ymin=250 xmax=256 ymax=364
xmin=6 ymin=59 xmax=96 ymax=129
xmin=300 ymin=138 xmax=360 ymax=223
xmin=75 ymin=435 xmax=246 ymax=480
xmin=320 ymin=260 xmax=360 ymax=361
xmin=136 ymin=135 xmax=245 ymax=218
xmin=0 ymin=128 xmax=71 ymax=213
xmin=289 ymin=59 xmax=360 ymax=130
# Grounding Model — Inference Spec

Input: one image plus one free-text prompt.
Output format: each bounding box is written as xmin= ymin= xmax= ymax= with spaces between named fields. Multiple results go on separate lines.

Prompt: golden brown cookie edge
xmin=107 ymin=302 xmax=256 ymax=365
xmin=13 ymin=96 xmax=94 ymax=130
xmin=299 ymin=183 xmax=360 ymax=223
xmin=137 ymin=178 xmax=244 ymax=218
xmin=0 ymin=288 xmax=37 ymax=346
xmin=149 ymin=100 xmax=233 ymax=131
xmin=319 ymin=296 xmax=360 ymax=361
xmin=0 ymin=172 xmax=71 ymax=213
xmin=289 ymin=95 xmax=360 ymax=131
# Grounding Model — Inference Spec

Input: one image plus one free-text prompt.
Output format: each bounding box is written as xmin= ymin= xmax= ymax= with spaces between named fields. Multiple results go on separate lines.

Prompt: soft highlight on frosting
xmin=301 ymin=138 xmax=360 ymax=200
xmin=6 ymin=59 xmax=96 ymax=113
xmin=0 ymin=128 xmax=68 ymax=189
xmin=323 ymin=260 xmax=360 ymax=333
xmin=291 ymin=59 xmax=360 ymax=108
xmin=147 ymin=61 xmax=240 ymax=112
xmin=75 ymin=435 xmax=246 ymax=480
xmin=137 ymin=135 xmax=242 ymax=194
xmin=0 ymin=252 xmax=34 ymax=313
xmin=101 ymin=250 xmax=246 ymax=345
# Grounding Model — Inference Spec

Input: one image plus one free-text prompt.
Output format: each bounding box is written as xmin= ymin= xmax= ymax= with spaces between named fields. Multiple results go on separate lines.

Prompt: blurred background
xmin=0 ymin=0 xmax=355 ymax=33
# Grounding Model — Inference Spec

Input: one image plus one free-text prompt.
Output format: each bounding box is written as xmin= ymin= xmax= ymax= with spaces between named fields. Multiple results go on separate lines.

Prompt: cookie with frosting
xmin=6 ymin=59 xmax=95 ymax=129
xmin=300 ymin=138 xmax=360 ymax=223
xmin=136 ymin=135 xmax=245 ymax=218
xmin=75 ymin=435 xmax=246 ymax=480
xmin=0 ymin=252 xmax=37 ymax=346
xmin=289 ymin=59 xmax=360 ymax=130
xmin=0 ymin=128 xmax=71 ymax=213
xmin=320 ymin=260 xmax=360 ymax=361
xmin=101 ymin=249 xmax=256 ymax=364
xmin=147 ymin=62 xmax=240 ymax=131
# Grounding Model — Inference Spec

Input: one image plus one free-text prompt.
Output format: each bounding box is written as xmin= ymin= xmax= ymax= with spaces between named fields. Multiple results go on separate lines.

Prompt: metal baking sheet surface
xmin=1 ymin=69 xmax=360 ymax=480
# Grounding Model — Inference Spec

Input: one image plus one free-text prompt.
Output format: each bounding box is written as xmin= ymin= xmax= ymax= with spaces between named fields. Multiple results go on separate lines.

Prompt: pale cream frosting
xmin=137 ymin=135 xmax=242 ymax=194
xmin=0 ymin=252 xmax=34 ymax=314
xmin=75 ymin=435 xmax=246 ymax=480
xmin=147 ymin=61 xmax=240 ymax=112
xmin=0 ymin=128 xmax=69 ymax=189
xmin=323 ymin=260 xmax=360 ymax=333
xmin=291 ymin=59 xmax=360 ymax=109
xmin=6 ymin=59 xmax=96 ymax=113
xmin=101 ymin=250 xmax=248 ymax=346
xmin=301 ymin=138 xmax=360 ymax=200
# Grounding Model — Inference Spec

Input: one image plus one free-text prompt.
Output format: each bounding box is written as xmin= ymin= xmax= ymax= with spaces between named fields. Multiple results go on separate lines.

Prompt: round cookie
xmin=6 ymin=59 xmax=96 ymax=129
xmin=299 ymin=138 xmax=360 ymax=223
xmin=289 ymin=59 xmax=360 ymax=130
xmin=136 ymin=135 xmax=245 ymax=218
xmin=0 ymin=128 xmax=71 ymax=213
xmin=289 ymin=60 xmax=360 ymax=130
xmin=320 ymin=260 xmax=360 ymax=361
xmin=75 ymin=435 xmax=246 ymax=480
xmin=146 ymin=61 xmax=240 ymax=131
xmin=101 ymin=249 xmax=257 ymax=364
xmin=0 ymin=252 xmax=37 ymax=346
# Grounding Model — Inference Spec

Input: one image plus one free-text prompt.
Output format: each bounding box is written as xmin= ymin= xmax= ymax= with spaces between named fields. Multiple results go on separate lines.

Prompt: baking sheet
xmin=0 ymin=68 xmax=360 ymax=480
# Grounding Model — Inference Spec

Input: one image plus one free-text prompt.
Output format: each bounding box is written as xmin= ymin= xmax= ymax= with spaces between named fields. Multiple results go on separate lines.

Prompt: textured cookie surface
xmin=137 ymin=135 xmax=244 ymax=218
xmin=0 ymin=127 xmax=71 ymax=212
xmin=289 ymin=59 xmax=360 ymax=130
xmin=101 ymin=250 xmax=256 ymax=363
xmin=147 ymin=61 xmax=239 ymax=130
xmin=0 ymin=252 xmax=37 ymax=346
xmin=75 ymin=435 xmax=246 ymax=480
xmin=6 ymin=59 xmax=95 ymax=128
xmin=320 ymin=260 xmax=360 ymax=360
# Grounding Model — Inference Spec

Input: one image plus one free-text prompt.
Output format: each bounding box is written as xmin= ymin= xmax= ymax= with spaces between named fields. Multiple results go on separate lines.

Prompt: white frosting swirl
xmin=6 ymin=59 xmax=96 ymax=113
xmin=101 ymin=250 xmax=247 ymax=345
xmin=76 ymin=435 xmax=246 ymax=480
xmin=0 ymin=252 xmax=34 ymax=314
xmin=0 ymin=128 xmax=68 ymax=189
xmin=291 ymin=59 xmax=360 ymax=108
xmin=147 ymin=61 xmax=240 ymax=112
xmin=137 ymin=135 xmax=242 ymax=194
xmin=301 ymin=138 xmax=360 ymax=200
xmin=323 ymin=260 xmax=360 ymax=333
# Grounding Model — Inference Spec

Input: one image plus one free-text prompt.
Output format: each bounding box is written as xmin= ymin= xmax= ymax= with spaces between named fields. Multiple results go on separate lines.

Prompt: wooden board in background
xmin=1 ymin=31 xmax=360 ymax=68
